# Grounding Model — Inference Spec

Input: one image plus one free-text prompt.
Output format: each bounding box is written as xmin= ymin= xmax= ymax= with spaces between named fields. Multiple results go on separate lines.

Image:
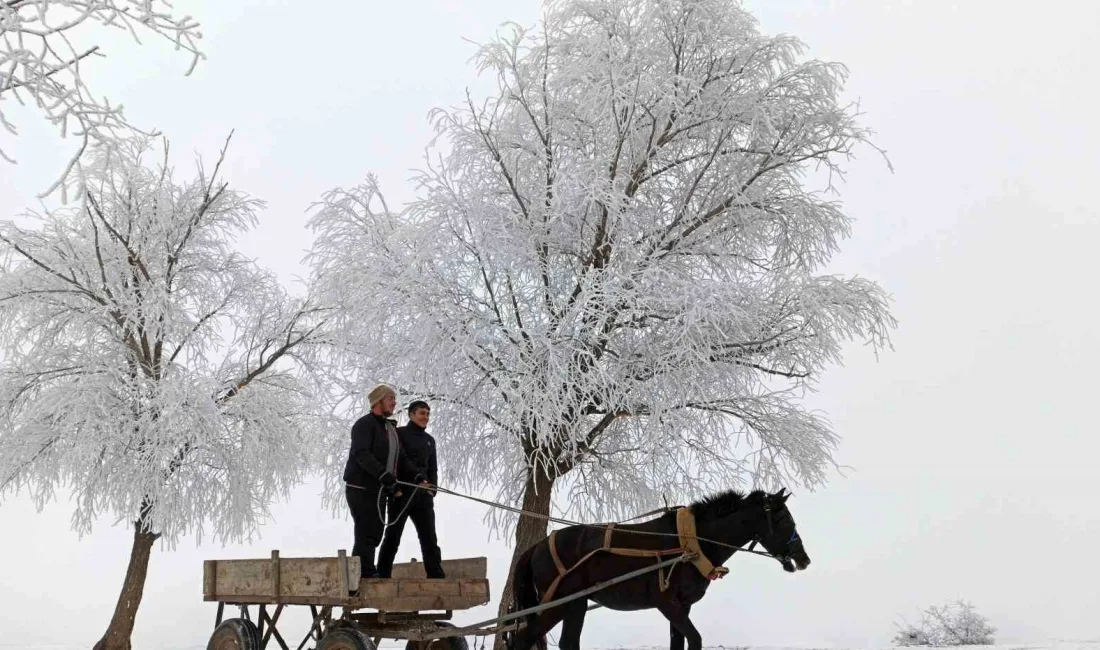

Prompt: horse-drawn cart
xmin=203 ymin=550 xmax=490 ymax=650
xmin=201 ymin=489 xmax=808 ymax=650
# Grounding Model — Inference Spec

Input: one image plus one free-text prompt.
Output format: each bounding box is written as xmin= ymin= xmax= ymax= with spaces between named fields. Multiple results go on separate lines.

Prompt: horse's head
xmin=756 ymin=488 xmax=810 ymax=573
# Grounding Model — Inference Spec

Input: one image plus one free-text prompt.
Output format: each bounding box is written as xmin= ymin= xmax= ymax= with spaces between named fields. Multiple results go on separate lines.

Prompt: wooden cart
xmin=203 ymin=550 xmax=490 ymax=650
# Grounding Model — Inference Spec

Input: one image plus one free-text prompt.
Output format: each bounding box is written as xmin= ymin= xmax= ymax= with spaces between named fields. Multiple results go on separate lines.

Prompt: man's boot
xmin=422 ymin=542 xmax=445 ymax=579
xmin=360 ymin=546 xmax=379 ymax=579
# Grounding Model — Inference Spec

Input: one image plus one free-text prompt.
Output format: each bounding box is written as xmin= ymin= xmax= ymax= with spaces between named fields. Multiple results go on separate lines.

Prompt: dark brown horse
xmin=506 ymin=488 xmax=810 ymax=650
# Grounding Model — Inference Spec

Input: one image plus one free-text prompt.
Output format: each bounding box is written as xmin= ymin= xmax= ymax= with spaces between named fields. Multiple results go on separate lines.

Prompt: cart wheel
xmin=318 ymin=628 xmax=377 ymax=650
xmin=207 ymin=618 xmax=260 ymax=650
xmin=405 ymin=622 xmax=470 ymax=650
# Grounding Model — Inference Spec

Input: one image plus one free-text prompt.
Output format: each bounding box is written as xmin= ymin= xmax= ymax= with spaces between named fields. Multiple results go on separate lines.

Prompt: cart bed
xmin=203 ymin=551 xmax=489 ymax=612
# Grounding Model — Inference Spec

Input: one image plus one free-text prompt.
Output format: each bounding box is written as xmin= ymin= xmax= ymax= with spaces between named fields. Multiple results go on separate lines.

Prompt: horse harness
xmin=539 ymin=507 xmax=730 ymax=604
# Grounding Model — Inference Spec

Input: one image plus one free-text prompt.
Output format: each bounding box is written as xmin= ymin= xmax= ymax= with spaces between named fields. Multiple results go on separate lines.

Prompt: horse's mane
xmin=684 ymin=488 xmax=769 ymax=522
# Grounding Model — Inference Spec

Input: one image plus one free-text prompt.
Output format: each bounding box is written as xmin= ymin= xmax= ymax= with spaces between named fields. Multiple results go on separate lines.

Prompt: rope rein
xmin=375 ymin=484 xmax=421 ymax=528
xmin=395 ymin=479 xmax=781 ymax=561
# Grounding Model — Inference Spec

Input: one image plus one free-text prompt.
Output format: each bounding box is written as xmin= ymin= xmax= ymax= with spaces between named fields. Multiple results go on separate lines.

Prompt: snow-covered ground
xmin=600 ymin=645 xmax=1100 ymax=650
xmin=592 ymin=645 xmax=1100 ymax=650
xmin=7 ymin=641 xmax=1098 ymax=650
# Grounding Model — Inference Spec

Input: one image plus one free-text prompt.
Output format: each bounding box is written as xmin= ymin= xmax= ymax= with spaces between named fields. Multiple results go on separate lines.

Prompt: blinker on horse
xmin=507 ymin=488 xmax=809 ymax=650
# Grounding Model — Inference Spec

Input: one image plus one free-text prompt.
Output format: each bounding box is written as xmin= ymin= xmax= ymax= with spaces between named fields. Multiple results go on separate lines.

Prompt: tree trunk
xmin=492 ymin=467 xmax=556 ymax=650
xmin=93 ymin=519 xmax=159 ymax=650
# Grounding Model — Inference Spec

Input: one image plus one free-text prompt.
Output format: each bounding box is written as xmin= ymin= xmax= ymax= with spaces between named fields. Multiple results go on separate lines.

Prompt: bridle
xmin=744 ymin=498 xmax=801 ymax=567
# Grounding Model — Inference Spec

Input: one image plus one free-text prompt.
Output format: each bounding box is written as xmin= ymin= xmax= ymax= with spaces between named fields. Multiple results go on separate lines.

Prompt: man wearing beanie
xmin=343 ymin=383 xmax=426 ymax=579
xmin=377 ymin=400 xmax=445 ymax=579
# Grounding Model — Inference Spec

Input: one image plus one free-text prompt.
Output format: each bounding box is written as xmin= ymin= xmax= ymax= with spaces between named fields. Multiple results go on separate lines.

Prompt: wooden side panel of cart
xmin=204 ymin=551 xmax=490 ymax=611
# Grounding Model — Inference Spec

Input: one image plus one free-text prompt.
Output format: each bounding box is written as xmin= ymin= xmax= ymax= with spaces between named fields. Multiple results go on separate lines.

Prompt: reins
xmin=395 ymin=479 xmax=781 ymax=562
xmin=375 ymin=484 xmax=421 ymax=528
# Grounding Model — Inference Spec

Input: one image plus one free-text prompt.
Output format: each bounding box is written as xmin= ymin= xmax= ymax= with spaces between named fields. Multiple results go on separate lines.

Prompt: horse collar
xmin=676 ymin=507 xmax=728 ymax=580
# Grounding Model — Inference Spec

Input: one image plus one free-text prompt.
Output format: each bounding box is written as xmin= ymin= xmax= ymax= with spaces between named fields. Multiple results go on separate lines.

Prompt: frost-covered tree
xmin=308 ymin=0 xmax=894 ymax=626
xmin=0 ymin=1 xmax=203 ymax=197
xmin=0 ymin=138 xmax=330 ymax=650
xmin=894 ymin=600 xmax=996 ymax=646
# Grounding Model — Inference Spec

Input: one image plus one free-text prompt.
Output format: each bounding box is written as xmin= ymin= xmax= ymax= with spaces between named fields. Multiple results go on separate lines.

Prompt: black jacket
xmin=343 ymin=413 xmax=423 ymax=488
xmin=396 ymin=422 xmax=438 ymax=486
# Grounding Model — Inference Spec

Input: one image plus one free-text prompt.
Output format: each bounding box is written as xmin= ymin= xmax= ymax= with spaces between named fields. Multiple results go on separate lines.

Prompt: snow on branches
xmin=0 ymin=137 xmax=330 ymax=544
xmin=0 ymin=0 xmax=204 ymax=197
xmin=894 ymin=600 xmax=997 ymax=647
xmin=308 ymin=0 xmax=895 ymax=527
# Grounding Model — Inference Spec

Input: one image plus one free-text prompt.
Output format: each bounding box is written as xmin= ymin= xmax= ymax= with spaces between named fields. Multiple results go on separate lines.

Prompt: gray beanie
xmin=367 ymin=383 xmax=395 ymax=407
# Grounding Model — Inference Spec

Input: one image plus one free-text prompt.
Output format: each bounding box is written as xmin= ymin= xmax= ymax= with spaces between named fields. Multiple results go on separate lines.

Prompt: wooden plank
xmin=206 ymin=585 xmax=489 ymax=611
xmin=399 ymin=580 xmax=462 ymax=597
xmin=212 ymin=595 xmax=344 ymax=606
xmin=208 ymin=555 xmax=361 ymax=600
xmin=367 ymin=594 xmax=486 ymax=612
xmin=356 ymin=578 xmax=490 ymax=612
xmin=389 ymin=557 xmax=487 ymax=580
xmin=211 ymin=577 xmax=489 ymax=610
xmin=203 ymin=560 xmax=217 ymax=598
xmin=338 ymin=550 xmax=349 ymax=599
xmin=272 ymin=550 xmax=281 ymax=598
xmin=359 ymin=579 xmax=398 ymax=601
xmin=357 ymin=578 xmax=485 ymax=599
xmin=346 ymin=556 xmax=359 ymax=590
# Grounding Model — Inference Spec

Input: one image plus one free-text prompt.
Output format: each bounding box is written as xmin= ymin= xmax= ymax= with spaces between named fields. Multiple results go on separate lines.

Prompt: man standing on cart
xmin=377 ymin=400 xmax=446 ymax=579
xmin=344 ymin=383 xmax=428 ymax=579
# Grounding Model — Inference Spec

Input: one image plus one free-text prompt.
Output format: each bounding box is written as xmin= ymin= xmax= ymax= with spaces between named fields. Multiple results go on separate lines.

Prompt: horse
xmin=506 ymin=488 xmax=810 ymax=650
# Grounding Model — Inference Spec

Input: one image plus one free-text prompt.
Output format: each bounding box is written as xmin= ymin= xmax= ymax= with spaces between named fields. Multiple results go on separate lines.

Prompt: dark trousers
xmin=377 ymin=492 xmax=445 ymax=578
xmin=346 ymin=484 xmax=385 ymax=577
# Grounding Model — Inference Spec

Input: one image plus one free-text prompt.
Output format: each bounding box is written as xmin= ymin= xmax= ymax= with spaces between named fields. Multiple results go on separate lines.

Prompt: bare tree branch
xmin=1 ymin=0 xmax=205 ymax=197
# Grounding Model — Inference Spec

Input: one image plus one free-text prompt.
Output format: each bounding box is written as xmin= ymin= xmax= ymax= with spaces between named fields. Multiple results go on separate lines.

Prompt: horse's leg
xmin=513 ymin=605 xmax=571 ymax=650
xmin=670 ymin=622 xmax=684 ymax=650
xmin=656 ymin=600 xmax=702 ymax=650
xmin=557 ymin=598 xmax=589 ymax=650
xmin=669 ymin=604 xmax=691 ymax=650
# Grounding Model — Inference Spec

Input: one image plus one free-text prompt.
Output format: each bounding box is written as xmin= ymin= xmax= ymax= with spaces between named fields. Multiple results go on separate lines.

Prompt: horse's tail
xmin=508 ymin=543 xmax=542 ymax=650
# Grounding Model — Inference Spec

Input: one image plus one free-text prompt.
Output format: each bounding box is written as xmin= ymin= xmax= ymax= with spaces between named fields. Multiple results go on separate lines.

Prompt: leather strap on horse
xmin=676 ymin=507 xmax=729 ymax=580
xmin=548 ymin=530 xmax=568 ymax=576
xmin=538 ymin=508 xmax=726 ymax=604
xmin=541 ymin=528 xmax=684 ymax=604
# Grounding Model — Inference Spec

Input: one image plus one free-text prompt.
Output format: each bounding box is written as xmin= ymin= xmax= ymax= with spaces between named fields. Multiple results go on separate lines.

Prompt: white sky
xmin=1 ymin=1 xmax=1098 ymax=648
